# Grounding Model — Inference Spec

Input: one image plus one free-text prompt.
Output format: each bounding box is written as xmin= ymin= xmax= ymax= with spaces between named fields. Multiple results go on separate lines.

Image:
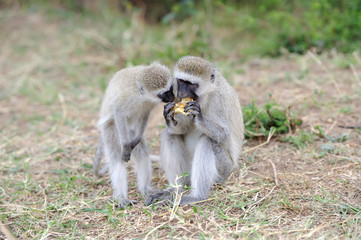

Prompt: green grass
xmin=0 ymin=3 xmax=361 ymax=240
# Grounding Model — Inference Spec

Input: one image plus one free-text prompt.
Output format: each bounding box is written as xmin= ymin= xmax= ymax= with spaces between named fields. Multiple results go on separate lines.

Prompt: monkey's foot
xmin=145 ymin=191 xmax=206 ymax=206
xmin=95 ymin=164 xmax=109 ymax=177
xmin=144 ymin=190 xmax=173 ymax=206
xmin=117 ymin=199 xmax=138 ymax=209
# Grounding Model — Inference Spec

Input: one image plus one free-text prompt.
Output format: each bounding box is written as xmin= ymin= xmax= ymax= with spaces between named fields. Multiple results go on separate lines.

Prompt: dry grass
xmin=1 ymin=7 xmax=360 ymax=240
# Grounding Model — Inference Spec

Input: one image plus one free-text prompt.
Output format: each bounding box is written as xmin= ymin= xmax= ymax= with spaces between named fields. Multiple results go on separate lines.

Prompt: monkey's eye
xmin=178 ymin=79 xmax=196 ymax=86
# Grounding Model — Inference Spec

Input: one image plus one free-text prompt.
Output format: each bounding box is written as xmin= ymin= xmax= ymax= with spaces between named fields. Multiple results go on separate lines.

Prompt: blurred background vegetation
xmin=1 ymin=0 xmax=359 ymax=137
xmin=1 ymin=0 xmax=360 ymax=59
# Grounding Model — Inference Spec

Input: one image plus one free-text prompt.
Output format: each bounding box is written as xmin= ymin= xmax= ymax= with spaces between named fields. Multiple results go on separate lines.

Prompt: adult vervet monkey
xmin=146 ymin=56 xmax=244 ymax=205
xmin=94 ymin=62 xmax=174 ymax=208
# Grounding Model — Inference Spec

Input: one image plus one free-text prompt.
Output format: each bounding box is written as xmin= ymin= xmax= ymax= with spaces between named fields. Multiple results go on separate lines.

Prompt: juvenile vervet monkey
xmin=146 ymin=56 xmax=244 ymax=205
xmin=94 ymin=62 xmax=174 ymax=208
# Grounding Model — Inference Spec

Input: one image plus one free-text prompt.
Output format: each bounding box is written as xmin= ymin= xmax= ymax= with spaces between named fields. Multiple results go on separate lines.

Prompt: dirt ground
xmin=0 ymin=10 xmax=360 ymax=239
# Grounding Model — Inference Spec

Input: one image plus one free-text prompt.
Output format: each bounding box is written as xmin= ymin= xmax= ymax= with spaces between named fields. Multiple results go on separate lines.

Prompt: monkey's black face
xmin=177 ymin=79 xmax=198 ymax=100
xmin=158 ymin=86 xmax=175 ymax=103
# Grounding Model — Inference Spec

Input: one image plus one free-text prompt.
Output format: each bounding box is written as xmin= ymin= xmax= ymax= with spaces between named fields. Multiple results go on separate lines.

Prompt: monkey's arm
xmin=120 ymin=115 xmax=150 ymax=160
xmin=113 ymin=108 xmax=142 ymax=162
xmin=195 ymin=115 xmax=229 ymax=143
xmin=184 ymin=102 xmax=229 ymax=144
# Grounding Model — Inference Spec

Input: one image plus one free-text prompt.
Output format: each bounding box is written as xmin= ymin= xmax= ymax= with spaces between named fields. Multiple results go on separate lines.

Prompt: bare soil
xmin=0 ymin=10 xmax=360 ymax=239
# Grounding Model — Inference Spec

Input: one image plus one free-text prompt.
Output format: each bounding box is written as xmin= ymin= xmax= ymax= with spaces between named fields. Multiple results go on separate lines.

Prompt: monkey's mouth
xmin=172 ymin=97 xmax=194 ymax=115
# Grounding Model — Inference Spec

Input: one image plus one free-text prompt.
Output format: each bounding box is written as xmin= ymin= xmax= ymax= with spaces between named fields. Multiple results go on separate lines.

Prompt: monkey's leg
xmin=132 ymin=138 xmax=153 ymax=195
xmin=102 ymin=124 xmax=134 ymax=208
xmin=113 ymin=109 xmax=141 ymax=162
xmin=110 ymin=161 xmax=134 ymax=208
xmin=180 ymin=136 xmax=218 ymax=205
xmin=211 ymin=141 xmax=235 ymax=183
xmin=161 ymin=133 xmax=191 ymax=185
xmin=145 ymin=132 xmax=190 ymax=205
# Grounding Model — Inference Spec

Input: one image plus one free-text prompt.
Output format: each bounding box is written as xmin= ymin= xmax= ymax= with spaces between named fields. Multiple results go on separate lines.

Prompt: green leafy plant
xmin=242 ymin=99 xmax=302 ymax=138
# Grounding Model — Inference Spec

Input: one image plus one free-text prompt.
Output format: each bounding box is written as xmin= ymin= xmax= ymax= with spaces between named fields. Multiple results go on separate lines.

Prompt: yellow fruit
xmin=172 ymin=98 xmax=194 ymax=115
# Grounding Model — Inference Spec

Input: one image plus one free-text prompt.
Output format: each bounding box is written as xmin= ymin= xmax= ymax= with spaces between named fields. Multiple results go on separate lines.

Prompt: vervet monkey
xmin=94 ymin=62 xmax=174 ymax=208
xmin=146 ymin=56 xmax=244 ymax=205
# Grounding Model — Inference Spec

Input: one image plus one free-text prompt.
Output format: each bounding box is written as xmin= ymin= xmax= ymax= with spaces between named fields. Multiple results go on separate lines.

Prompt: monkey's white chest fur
xmin=184 ymin=128 xmax=202 ymax=158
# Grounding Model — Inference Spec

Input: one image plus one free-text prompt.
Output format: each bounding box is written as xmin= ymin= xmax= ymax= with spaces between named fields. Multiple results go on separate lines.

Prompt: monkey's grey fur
xmin=94 ymin=62 xmax=174 ymax=208
xmin=146 ymin=56 xmax=244 ymax=205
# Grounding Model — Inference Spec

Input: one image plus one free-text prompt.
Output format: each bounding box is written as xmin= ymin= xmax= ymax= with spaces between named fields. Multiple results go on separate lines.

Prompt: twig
xmin=267 ymin=159 xmax=279 ymax=186
xmin=157 ymin=210 xmax=172 ymax=218
xmin=330 ymin=154 xmax=359 ymax=163
xmin=169 ymin=183 xmax=182 ymax=220
xmin=243 ymin=128 xmax=276 ymax=154
xmin=251 ymin=186 xmax=276 ymax=207
xmin=301 ymin=223 xmax=329 ymax=238
xmin=189 ymin=197 xmax=216 ymax=205
xmin=253 ymin=191 xmax=260 ymax=202
xmin=144 ymin=222 xmax=168 ymax=240
xmin=325 ymin=120 xmax=338 ymax=135
xmin=0 ymin=221 xmax=17 ymax=240
xmin=330 ymin=163 xmax=358 ymax=174
xmin=248 ymin=170 xmax=271 ymax=180
xmin=229 ymin=188 xmax=261 ymax=197
xmin=157 ymin=197 xmax=216 ymax=218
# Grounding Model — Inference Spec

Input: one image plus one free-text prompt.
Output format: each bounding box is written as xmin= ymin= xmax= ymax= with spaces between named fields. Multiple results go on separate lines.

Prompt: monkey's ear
xmin=135 ymin=76 xmax=146 ymax=95
xmin=211 ymin=68 xmax=216 ymax=83
xmin=139 ymin=86 xmax=145 ymax=94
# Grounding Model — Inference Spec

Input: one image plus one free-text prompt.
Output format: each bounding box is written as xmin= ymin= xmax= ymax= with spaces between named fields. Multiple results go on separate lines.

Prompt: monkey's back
xmin=98 ymin=65 xmax=145 ymax=127
xmin=215 ymin=72 xmax=244 ymax=165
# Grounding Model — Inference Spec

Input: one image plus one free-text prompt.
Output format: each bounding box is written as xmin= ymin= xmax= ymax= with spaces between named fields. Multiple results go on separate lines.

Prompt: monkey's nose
xmin=177 ymin=92 xmax=187 ymax=99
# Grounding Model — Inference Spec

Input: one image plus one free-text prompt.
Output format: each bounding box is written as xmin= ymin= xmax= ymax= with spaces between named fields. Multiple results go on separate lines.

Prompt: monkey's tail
xmin=93 ymin=138 xmax=104 ymax=177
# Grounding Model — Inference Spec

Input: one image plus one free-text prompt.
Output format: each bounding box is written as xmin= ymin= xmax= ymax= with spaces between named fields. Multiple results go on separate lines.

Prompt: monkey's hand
xmin=122 ymin=137 xmax=141 ymax=162
xmin=122 ymin=146 xmax=132 ymax=162
xmin=184 ymin=101 xmax=202 ymax=120
xmin=163 ymin=102 xmax=177 ymax=126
